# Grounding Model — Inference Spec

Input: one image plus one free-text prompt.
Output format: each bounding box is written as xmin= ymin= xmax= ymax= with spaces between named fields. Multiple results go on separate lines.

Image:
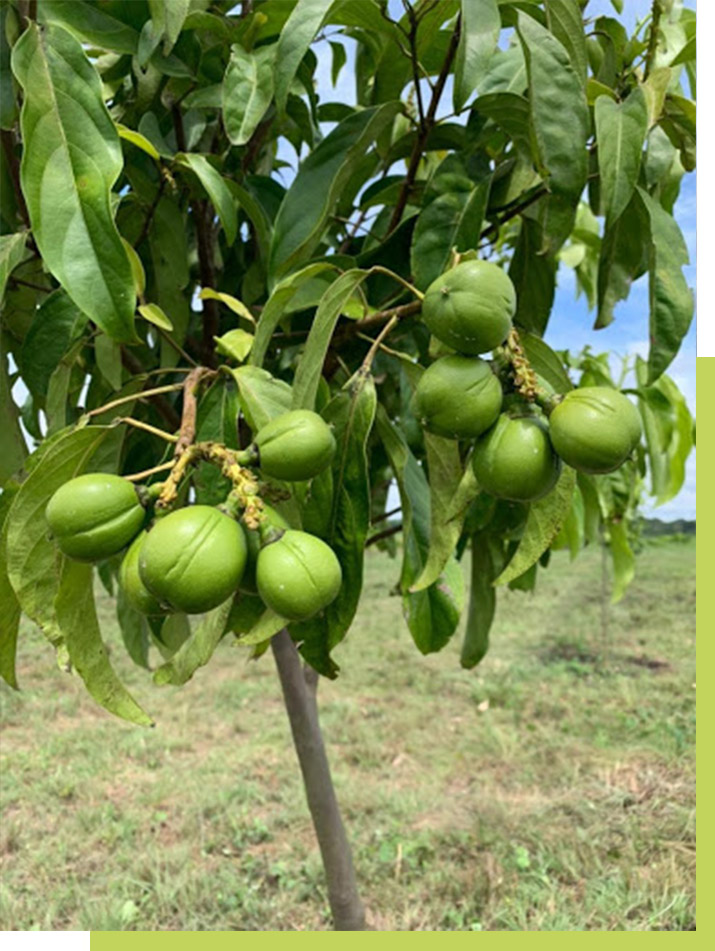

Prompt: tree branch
xmin=366 ymin=524 xmax=402 ymax=547
xmin=644 ymin=1 xmax=664 ymax=80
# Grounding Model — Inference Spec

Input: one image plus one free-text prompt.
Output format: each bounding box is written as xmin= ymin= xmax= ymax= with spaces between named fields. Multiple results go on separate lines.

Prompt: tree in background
xmin=0 ymin=0 xmax=695 ymax=930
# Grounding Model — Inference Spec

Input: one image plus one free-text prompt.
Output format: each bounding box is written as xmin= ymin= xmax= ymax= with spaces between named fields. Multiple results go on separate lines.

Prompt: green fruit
xmin=549 ymin=387 xmax=642 ymax=474
xmin=240 ymin=504 xmax=291 ymax=594
xmin=414 ymin=355 xmax=502 ymax=439
xmin=421 ymin=260 xmax=516 ymax=355
xmin=256 ymin=530 xmax=342 ymax=621
xmin=254 ymin=409 xmax=336 ymax=482
xmin=472 ymin=415 xmax=561 ymax=502
xmin=119 ymin=532 xmax=168 ymax=617
xmin=139 ymin=505 xmax=247 ymax=614
xmin=45 ymin=473 xmax=145 ymax=562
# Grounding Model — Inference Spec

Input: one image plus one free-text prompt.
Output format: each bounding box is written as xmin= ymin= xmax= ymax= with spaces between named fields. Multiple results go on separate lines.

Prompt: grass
xmin=0 ymin=536 xmax=695 ymax=931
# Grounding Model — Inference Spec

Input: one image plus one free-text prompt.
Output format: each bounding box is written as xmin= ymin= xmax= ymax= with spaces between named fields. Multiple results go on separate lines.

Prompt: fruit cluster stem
xmin=503 ymin=328 xmax=540 ymax=402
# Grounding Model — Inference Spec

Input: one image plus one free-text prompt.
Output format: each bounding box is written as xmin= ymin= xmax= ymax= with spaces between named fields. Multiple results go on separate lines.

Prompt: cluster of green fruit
xmin=45 ymin=410 xmax=342 ymax=621
xmin=414 ymin=260 xmax=642 ymax=501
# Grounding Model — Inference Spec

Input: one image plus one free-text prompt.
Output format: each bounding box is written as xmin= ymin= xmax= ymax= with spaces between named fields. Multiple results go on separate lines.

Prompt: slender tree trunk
xmin=271 ymin=629 xmax=366 ymax=931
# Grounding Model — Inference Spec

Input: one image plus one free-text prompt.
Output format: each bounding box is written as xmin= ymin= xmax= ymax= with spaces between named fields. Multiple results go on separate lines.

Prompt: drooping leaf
xmin=607 ymin=519 xmax=634 ymax=603
xmin=0 ymin=341 xmax=27 ymax=489
xmin=214 ymin=329 xmax=254 ymax=363
xmin=231 ymin=365 xmax=293 ymax=433
xmin=460 ymin=533 xmax=499 ymax=669
xmin=39 ymin=0 xmax=139 ymax=54
xmin=0 ymin=490 xmax=21 ymax=688
xmin=329 ymin=41 xmax=347 ymax=87
xmin=291 ymin=269 xmax=369 ymax=411
xmin=116 ymin=123 xmax=161 ymax=161
xmin=0 ymin=232 xmax=27 ymax=303
xmin=5 ymin=425 xmax=110 ymax=647
xmin=544 ymin=0 xmax=588 ymax=86
xmin=376 ymin=408 xmax=464 ymax=655
xmin=199 ymin=288 xmax=254 ymax=323
xmin=595 ymin=86 xmax=648 ymax=225
xmin=520 ymin=332 xmax=573 ymax=393
xmin=234 ymin=608 xmax=288 ymax=647
xmin=517 ymin=12 xmax=589 ymax=203
xmin=472 ymin=92 xmax=535 ymax=157
xmin=55 ymin=560 xmax=153 ymax=725
xmin=116 ymin=587 xmax=150 ymax=669
xmin=20 ymin=289 xmax=88 ymax=401
xmin=222 ymin=43 xmax=275 ymax=147
xmin=275 ymin=0 xmax=333 ymax=114
xmin=595 ymin=191 xmax=649 ymax=328
xmin=138 ymin=302 xmax=173 ymax=331
xmin=269 ymin=103 xmax=400 ymax=279
xmin=637 ymin=188 xmax=693 ymax=382
xmin=153 ymin=596 xmax=234 ymax=686
xmin=509 ymin=217 xmax=557 ymax=335
xmin=11 ymin=23 xmax=137 ymax=342
xmin=94 ymin=332 xmax=122 ymax=391
xmin=0 ymin=5 xmax=19 ymax=131
xmin=453 ymin=0 xmax=501 ymax=113
xmin=294 ymin=372 xmax=377 ymax=676
xmin=193 ymin=378 xmax=239 ymax=505
xmin=176 ymin=153 xmax=238 ymax=246
xmin=148 ymin=0 xmax=190 ymax=56
xmin=495 ymin=465 xmax=577 ymax=585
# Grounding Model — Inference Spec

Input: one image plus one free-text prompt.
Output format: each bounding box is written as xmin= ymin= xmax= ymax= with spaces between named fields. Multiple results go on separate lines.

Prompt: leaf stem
xmin=644 ymin=1 xmax=664 ymax=80
xmin=87 ymin=383 xmax=185 ymax=418
xmin=360 ymin=315 xmax=400 ymax=372
xmin=366 ymin=523 xmax=402 ymax=547
xmin=123 ymin=460 xmax=176 ymax=482
xmin=368 ymin=266 xmax=424 ymax=301
xmin=115 ymin=416 xmax=179 ymax=442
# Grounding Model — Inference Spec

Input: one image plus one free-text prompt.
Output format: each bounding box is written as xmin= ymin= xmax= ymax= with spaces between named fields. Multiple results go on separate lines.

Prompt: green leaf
xmin=153 ymin=596 xmax=234 ymax=686
xmin=0 ymin=5 xmax=19 ymax=131
xmin=517 ymin=12 xmax=588 ymax=202
xmin=520 ymin=332 xmax=573 ymax=393
xmin=595 ymin=192 xmax=649 ymax=328
xmin=116 ymin=123 xmax=160 ymax=161
xmin=376 ymin=407 xmax=465 ymax=655
xmin=234 ymin=608 xmax=288 ymax=647
xmin=607 ymin=519 xmax=634 ymax=604
xmin=453 ymin=0 xmax=501 ymax=113
xmin=250 ymin=263 xmax=341 ymax=368
xmin=294 ymin=372 xmax=378 ymax=676
xmin=330 ymin=41 xmax=347 ymax=86
xmin=148 ymin=0 xmax=190 ymax=56
xmin=94 ymin=332 xmax=122 ymax=391
xmin=222 ymin=43 xmax=275 ymax=147
xmin=670 ymin=35 xmax=695 ymax=67
xmin=116 ymin=587 xmax=150 ymax=669
xmin=55 ymin=560 xmax=153 ymax=725
xmin=0 ymin=343 xmax=27 ymax=490
xmin=269 ymin=103 xmax=400 ymax=279
xmin=460 ymin=533 xmax=498 ymax=669
xmin=138 ymin=302 xmax=173 ymax=331
xmin=595 ymin=87 xmax=648 ymax=226
xmin=46 ymin=336 xmax=84 ymax=435
xmin=122 ymin=239 xmax=146 ymax=299
xmin=176 ymin=153 xmax=238 ymax=246
xmin=226 ymin=180 xmax=272 ymax=262
xmin=275 ymin=0 xmax=333 ymax=114
xmin=0 ymin=232 xmax=27 ymax=304
xmin=509 ymin=218 xmax=556 ymax=335
xmin=0 ymin=491 xmax=21 ymax=689
xmin=193 ymin=378 xmax=240 ymax=506
xmin=495 ymin=465 xmax=576 ymax=586
xmin=642 ymin=67 xmax=672 ymax=127
xmin=637 ymin=188 xmax=693 ymax=382
xmin=291 ymin=269 xmax=369 ymax=411
xmin=11 ymin=23 xmax=137 ymax=342
xmin=544 ymin=0 xmax=588 ymax=86
xmin=199 ymin=288 xmax=254 ymax=323
xmin=472 ymin=92 xmax=536 ymax=156
xmin=5 ymin=425 xmax=110 ymax=647
xmin=39 ymin=0 xmax=139 ymax=54
xmin=20 ymin=289 xmax=88 ymax=401
xmin=411 ymin=179 xmax=491 ymax=291
xmin=214 ymin=329 xmax=254 ymax=363
xmin=230 ymin=365 xmax=293 ymax=433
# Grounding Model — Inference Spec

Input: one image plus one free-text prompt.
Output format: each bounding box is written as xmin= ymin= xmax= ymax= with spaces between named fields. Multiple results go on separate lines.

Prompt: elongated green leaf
xmin=517 ymin=12 xmax=588 ymax=202
xmin=544 ymin=0 xmax=587 ymax=85
xmin=495 ymin=465 xmax=576 ymax=585
xmin=231 ymin=365 xmax=293 ymax=433
xmin=670 ymin=35 xmax=695 ymax=67
xmin=294 ymin=372 xmax=377 ymax=676
xmin=235 ymin=608 xmax=288 ymax=647
xmin=473 ymin=92 xmax=535 ymax=156
xmin=596 ymin=191 xmax=649 ymax=328
xmin=215 ymin=329 xmax=254 ymax=363
xmin=0 ymin=5 xmax=18 ymax=131
xmin=153 ymin=596 xmax=234 ymax=686
xmin=6 ymin=425 xmax=110 ymax=646
xmin=55 ymin=560 xmax=152 ymax=725
xmin=0 ymin=491 xmax=21 ymax=688
xmin=39 ymin=0 xmax=139 ymax=53
xmin=177 ymin=153 xmax=237 ymax=246
xmin=199 ymin=288 xmax=254 ymax=323
xmin=411 ymin=179 xmax=491 ymax=290
xmin=460 ymin=533 xmax=498 ymax=669
xmin=270 ymin=103 xmax=400 ymax=278
xmin=376 ymin=408 xmax=464 ymax=655
xmin=222 ymin=44 xmax=275 ymax=147
xmin=20 ymin=289 xmax=88 ymax=401
xmin=0 ymin=342 xmax=26 ymax=489
xmin=226 ymin=180 xmax=272 ymax=262
xmin=250 ymin=263 xmax=340 ymax=368
xmin=46 ymin=336 xmax=84 ymax=435
xmin=291 ymin=269 xmax=369 ymax=411
xmin=595 ymin=87 xmax=648 ymax=225
xmin=509 ymin=217 xmax=556 ymax=334
xmin=148 ymin=0 xmax=190 ymax=55
xmin=454 ymin=0 xmax=501 ymax=113
xmin=520 ymin=332 xmax=573 ymax=393
xmin=607 ymin=519 xmax=634 ymax=604
xmin=0 ymin=232 xmax=27 ymax=303
xmin=116 ymin=123 xmax=160 ymax=161
xmin=94 ymin=332 xmax=122 ymax=391
xmin=138 ymin=302 xmax=173 ymax=331
xmin=116 ymin=588 xmax=150 ymax=669
xmin=637 ymin=188 xmax=693 ymax=382
xmin=12 ymin=24 xmax=137 ymax=342
xmin=275 ymin=0 xmax=333 ymax=114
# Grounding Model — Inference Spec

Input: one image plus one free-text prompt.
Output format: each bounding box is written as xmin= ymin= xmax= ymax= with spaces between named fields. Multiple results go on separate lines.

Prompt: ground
xmin=0 ymin=536 xmax=695 ymax=931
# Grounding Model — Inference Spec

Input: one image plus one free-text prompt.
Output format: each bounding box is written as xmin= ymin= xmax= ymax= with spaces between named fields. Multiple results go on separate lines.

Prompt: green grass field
xmin=0 ymin=536 xmax=695 ymax=931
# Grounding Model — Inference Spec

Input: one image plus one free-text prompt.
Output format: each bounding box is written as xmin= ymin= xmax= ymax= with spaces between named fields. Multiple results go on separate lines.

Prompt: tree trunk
xmin=271 ymin=629 xmax=366 ymax=931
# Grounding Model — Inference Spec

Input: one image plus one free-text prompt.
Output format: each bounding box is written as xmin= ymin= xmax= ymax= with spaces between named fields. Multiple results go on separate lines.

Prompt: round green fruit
xmin=254 ymin=409 xmax=336 ymax=482
xmin=414 ymin=355 xmax=502 ymax=439
xmin=119 ymin=532 xmax=168 ymax=617
xmin=472 ymin=415 xmax=561 ymax=502
xmin=549 ymin=386 xmax=642 ymax=474
xmin=139 ymin=505 xmax=247 ymax=614
xmin=421 ymin=260 xmax=516 ymax=355
xmin=45 ymin=473 xmax=145 ymax=562
xmin=240 ymin=504 xmax=291 ymax=594
xmin=256 ymin=530 xmax=342 ymax=621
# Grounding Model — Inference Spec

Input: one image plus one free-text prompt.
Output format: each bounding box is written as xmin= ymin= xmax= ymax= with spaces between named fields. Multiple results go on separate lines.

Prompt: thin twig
xmin=361 ymin=315 xmax=400 ymax=372
xmin=120 ymin=348 xmax=182 ymax=429
xmin=133 ymin=174 xmax=168 ymax=249
xmin=156 ymin=325 xmax=200 ymax=367
xmin=123 ymin=460 xmax=176 ymax=482
xmin=116 ymin=416 xmax=179 ymax=442
xmin=371 ymin=506 xmax=402 ymax=526
xmin=87 ymin=382 xmax=185 ymax=418
xmin=174 ymin=366 xmax=211 ymax=458
xmin=366 ymin=524 xmax=402 ymax=547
